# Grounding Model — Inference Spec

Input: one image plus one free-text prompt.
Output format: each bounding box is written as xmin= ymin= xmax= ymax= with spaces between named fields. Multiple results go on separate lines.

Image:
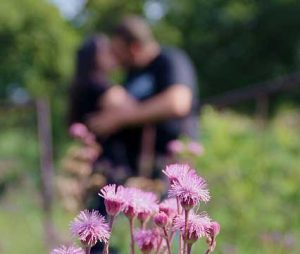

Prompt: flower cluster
xmin=51 ymin=163 xmax=219 ymax=254
xmin=168 ymin=140 xmax=204 ymax=156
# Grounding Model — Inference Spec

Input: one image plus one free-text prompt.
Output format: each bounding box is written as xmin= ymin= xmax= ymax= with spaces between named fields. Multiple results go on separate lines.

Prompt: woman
xmin=69 ymin=34 xmax=126 ymax=124
xmin=69 ymin=34 xmax=137 ymax=183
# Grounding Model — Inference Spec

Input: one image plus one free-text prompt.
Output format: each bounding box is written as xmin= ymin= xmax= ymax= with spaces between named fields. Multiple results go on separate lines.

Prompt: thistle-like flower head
xmin=51 ymin=245 xmax=84 ymax=254
xmin=163 ymin=164 xmax=193 ymax=184
xmin=122 ymin=188 xmax=158 ymax=220
xmin=169 ymin=168 xmax=210 ymax=210
xmin=70 ymin=210 xmax=110 ymax=247
xmin=134 ymin=229 xmax=160 ymax=253
xmin=206 ymin=221 xmax=221 ymax=247
xmin=173 ymin=211 xmax=211 ymax=244
xmin=99 ymin=184 xmax=125 ymax=216
xmin=159 ymin=198 xmax=178 ymax=218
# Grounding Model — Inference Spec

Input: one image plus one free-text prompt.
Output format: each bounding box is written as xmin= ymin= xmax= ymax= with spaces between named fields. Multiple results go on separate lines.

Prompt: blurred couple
xmin=69 ymin=16 xmax=199 ymax=185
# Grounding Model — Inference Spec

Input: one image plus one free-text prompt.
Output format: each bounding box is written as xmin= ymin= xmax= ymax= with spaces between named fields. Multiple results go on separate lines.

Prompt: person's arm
xmin=122 ymin=84 xmax=192 ymax=126
xmin=87 ymin=84 xmax=192 ymax=135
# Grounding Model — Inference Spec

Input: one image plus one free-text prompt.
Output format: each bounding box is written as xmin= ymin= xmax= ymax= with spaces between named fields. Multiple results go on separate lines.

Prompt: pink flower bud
xmin=69 ymin=123 xmax=88 ymax=139
xmin=167 ymin=140 xmax=185 ymax=154
xmin=154 ymin=212 xmax=169 ymax=228
xmin=134 ymin=229 xmax=159 ymax=254
xmin=210 ymin=221 xmax=220 ymax=236
xmin=138 ymin=211 xmax=151 ymax=222
xmin=99 ymin=184 xmax=125 ymax=216
xmin=187 ymin=141 xmax=204 ymax=156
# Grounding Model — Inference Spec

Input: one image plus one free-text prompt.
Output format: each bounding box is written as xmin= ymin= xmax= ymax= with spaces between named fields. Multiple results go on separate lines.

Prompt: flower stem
xmin=176 ymin=197 xmax=183 ymax=254
xmin=155 ymin=237 xmax=163 ymax=254
xmin=109 ymin=215 xmax=115 ymax=230
xmin=103 ymin=215 xmax=115 ymax=254
xmin=163 ymin=227 xmax=172 ymax=254
xmin=179 ymin=234 xmax=183 ymax=254
xmin=187 ymin=244 xmax=192 ymax=254
xmin=129 ymin=217 xmax=135 ymax=254
xmin=176 ymin=197 xmax=181 ymax=214
xmin=183 ymin=209 xmax=189 ymax=254
xmin=141 ymin=219 xmax=146 ymax=229
xmin=85 ymin=246 xmax=91 ymax=254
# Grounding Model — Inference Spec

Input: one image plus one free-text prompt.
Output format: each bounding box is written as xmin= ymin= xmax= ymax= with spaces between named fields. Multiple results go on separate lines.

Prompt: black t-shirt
xmin=120 ymin=47 xmax=199 ymax=172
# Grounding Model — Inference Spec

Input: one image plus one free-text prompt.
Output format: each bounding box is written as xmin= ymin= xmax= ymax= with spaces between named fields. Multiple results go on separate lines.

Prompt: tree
xmin=164 ymin=0 xmax=300 ymax=97
xmin=0 ymin=0 xmax=79 ymax=99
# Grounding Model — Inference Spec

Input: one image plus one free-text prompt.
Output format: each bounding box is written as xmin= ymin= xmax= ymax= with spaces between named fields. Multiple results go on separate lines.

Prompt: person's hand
xmin=86 ymin=105 xmax=136 ymax=136
xmin=99 ymin=86 xmax=136 ymax=110
xmin=86 ymin=110 xmax=120 ymax=136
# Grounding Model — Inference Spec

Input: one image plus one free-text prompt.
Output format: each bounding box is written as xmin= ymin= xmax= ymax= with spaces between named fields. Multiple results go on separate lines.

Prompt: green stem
xmin=103 ymin=215 xmax=115 ymax=254
xmin=163 ymin=227 xmax=172 ymax=254
xmin=183 ymin=210 xmax=189 ymax=254
xmin=129 ymin=218 xmax=136 ymax=254
xmin=179 ymin=234 xmax=183 ymax=254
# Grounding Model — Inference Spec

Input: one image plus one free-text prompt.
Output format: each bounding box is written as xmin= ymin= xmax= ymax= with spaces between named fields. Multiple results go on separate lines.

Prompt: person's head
xmin=75 ymin=34 xmax=116 ymax=82
xmin=111 ymin=16 xmax=159 ymax=68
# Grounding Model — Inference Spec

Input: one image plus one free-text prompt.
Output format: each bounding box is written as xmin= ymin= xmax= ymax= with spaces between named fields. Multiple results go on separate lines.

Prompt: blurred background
xmin=1 ymin=0 xmax=300 ymax=253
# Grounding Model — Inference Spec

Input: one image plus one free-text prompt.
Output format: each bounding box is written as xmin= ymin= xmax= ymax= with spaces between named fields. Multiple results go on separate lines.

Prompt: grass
xmin=0 ymin=107 xmax=300 ymax=253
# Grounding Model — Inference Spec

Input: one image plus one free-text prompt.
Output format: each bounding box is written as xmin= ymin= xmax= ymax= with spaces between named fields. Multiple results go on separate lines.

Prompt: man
xmin=88 ymin=16 xmax=199 ymax=177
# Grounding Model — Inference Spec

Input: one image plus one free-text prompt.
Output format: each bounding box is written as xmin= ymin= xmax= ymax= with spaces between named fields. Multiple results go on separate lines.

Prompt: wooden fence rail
xmin=201 ymin=72 xmax=300 ymax=108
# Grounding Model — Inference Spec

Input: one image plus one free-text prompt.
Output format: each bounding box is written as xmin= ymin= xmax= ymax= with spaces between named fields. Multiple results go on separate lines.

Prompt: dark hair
xmin=113 ymin=16 xmax=154 ymax=45
xmin=69 ymin=35 xmax=109 ymax=124
xmin=74 ymin=35 xmax=107 ymax=83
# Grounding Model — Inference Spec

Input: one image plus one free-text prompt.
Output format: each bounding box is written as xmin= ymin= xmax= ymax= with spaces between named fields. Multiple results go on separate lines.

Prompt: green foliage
xmin=0 ymin=0 xmax=79 ymax=98
xmin=194 ymin=107 xmax=300 ymax=253
xmin=79 ymin=0 xmax=144 ymax=34
xmin=164 ymin=0 xmax=300 ymax=96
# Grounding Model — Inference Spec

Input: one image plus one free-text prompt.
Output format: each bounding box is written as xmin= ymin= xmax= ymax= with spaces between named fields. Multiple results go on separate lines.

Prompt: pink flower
xmin=82 ymin=133 xmax=96 ymax=145
xmin=51 ymin=245 xmax=84 ymax=254
xmin=99 ymin=184 xmax=125 ymax=216
xmin=173 ymin=211 xmax=211 ymax=244
xmin=159 ymin=198 xmax=178 ymax=218
xmin=206 ymin=221 xmax=221 ymax=247
xmin=209 ymin=221 xmax=220 ymax=237
xmin=134 ymin=229 xmax=160 ymax=253
xmin=122 ymin=188 xmax=158 ymax=220
xmin=136 ymin=191 xmax=158 ymax=222
xmin=169 ymin=169 xmax=210 ymax=210
xmin=70 ymin=210 xmax=110 ymax=247
xmin=187 ymin=141 xmax=204 ymax=156
xmin=167 ymin=140 xmax=185 ymax=154
xmin=69 ymin=123 xmax=88 ymax=139
xmin=163 ymin=164 xmax=195 ymax=184
xmin=154 ymin=212 xmax=169 ymax=227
